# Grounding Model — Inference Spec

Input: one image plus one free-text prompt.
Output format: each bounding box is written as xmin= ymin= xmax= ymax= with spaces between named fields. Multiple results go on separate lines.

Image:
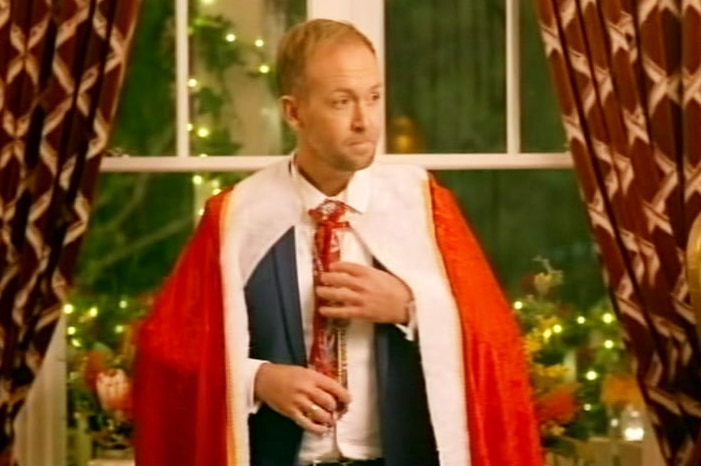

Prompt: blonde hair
xmin=275 ymin=19 xmax=376 ymax=96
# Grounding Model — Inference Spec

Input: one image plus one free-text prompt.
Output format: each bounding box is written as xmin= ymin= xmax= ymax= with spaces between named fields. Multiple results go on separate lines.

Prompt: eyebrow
xmin=330 ymin=84 xmax=384 ymax=94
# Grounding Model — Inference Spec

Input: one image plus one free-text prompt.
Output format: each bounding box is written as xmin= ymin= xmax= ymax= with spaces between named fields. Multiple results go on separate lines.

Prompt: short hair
xmin=275 ymin=19 xmax=376 ymax=96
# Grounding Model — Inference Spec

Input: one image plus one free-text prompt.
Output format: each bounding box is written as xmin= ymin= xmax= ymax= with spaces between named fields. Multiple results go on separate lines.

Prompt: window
xmin=386 ymin=0 xmax=507 ymax=153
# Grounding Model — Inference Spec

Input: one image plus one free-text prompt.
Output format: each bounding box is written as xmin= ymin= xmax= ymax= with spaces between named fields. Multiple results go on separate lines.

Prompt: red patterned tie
xmin=308 ymin=199 xmax=350 ymax=382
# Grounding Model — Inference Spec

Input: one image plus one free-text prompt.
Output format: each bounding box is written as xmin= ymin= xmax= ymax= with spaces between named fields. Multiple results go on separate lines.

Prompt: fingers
xmin=294 ymin=373 xmax=350 ymax=433
xmin=316 ymin=285 xmax=361 ymax=304
xmin=314 ymin=373 xmax=352 ymax=405
xmin=304 ymin=402 xmax=335 ymax=426
xmin=329 ymin=261 xmax=371 ymax=276
xmin=318 ymin=305 xmax=360 ymax=320
xmin=294 ymin=407 xmax=331 ymax=435
xmin=256 ymin=364 xmax=352 ymax=435
xmin=320 ymin=271 xmax=364 ymax=290
xmin=293 ymin=391 xmax=336 ymax=435
xmin=309 ymin=388 xmax=338 ymax=412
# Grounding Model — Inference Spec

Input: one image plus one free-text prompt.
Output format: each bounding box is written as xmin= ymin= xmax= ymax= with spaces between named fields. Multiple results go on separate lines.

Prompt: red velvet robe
xmin=133 ymin=177 xmax=543 ymax=466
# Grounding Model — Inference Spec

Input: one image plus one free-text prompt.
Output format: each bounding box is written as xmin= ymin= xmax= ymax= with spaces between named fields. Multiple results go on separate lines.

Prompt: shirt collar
xmin=289 ymin=157 xmax=371 ymax=215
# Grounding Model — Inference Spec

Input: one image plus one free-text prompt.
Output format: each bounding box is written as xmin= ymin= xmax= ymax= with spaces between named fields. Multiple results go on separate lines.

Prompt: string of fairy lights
xmin=515 ymin=296 xmax=620 ymax=393
xmin=188 ymin=25 xmax=272 ymax=158
xmin=64 ymin=301 xmax=130 ymax=349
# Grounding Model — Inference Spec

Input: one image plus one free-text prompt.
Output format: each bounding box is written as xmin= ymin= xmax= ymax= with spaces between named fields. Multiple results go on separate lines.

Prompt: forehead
xmin=303 ymin=41 xmax=381 ymax=92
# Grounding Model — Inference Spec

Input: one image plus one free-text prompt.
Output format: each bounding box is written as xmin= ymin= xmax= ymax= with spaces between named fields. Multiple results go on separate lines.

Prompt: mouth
xmin=348 ymin=140 xmax=375 ymax=147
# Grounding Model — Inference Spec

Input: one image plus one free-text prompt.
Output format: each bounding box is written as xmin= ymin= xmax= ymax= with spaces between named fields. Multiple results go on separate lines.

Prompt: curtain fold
xmin=534 ymin=0 xmax=701 ymax=463
xmin=0 ymin=0 xmax=141 ymax=462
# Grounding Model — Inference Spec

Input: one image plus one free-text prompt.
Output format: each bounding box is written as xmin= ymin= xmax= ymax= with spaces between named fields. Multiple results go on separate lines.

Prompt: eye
xmin=369 ymin=93 xmax=381 ymax=104
xmin=332 ymin=97 xmax=350 ymax=109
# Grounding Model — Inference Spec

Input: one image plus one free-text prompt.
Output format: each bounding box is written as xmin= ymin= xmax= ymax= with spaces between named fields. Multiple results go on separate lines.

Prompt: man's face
xmin=285 ymin=40 xmax=382 ymax=175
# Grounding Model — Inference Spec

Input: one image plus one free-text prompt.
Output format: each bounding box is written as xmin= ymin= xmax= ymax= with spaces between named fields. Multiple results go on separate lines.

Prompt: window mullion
xmin=176 ymin=0 xmax=190 ymax=158
xmin=506 ymin=0 xmax=521 ymax=155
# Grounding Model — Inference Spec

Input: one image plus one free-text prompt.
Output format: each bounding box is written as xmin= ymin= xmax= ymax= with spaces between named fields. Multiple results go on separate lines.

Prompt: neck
xmin=294 ymin=153 xmax=352 ymax=197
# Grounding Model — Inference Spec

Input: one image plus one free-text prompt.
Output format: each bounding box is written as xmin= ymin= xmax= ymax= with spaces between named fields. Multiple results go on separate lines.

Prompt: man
xmin=134 ymin=19 xmax=542 ymax=466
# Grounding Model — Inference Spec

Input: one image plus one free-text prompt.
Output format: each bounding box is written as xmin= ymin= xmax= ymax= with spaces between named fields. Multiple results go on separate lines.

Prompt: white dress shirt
xmin=247 ymin=163 xmax=380 ymax=465
xmin=292 ymin=163 xmax=382 ymax=463
xmin=245 ymin=161 xmax=416 ymax=463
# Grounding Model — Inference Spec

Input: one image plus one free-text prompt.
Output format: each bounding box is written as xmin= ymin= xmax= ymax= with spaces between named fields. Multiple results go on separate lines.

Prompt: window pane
xmin=385 ymin=0 xmax=506 ymax=153
xmin=110 ymin=2 xmax=176 ymax=156
xmin=520 ymin=1 xmax=566 ymax=153
xmin=189 ymin=1 xmax=306 ymax=156
xmin=434 ymin=170 xmax=602 ymax=307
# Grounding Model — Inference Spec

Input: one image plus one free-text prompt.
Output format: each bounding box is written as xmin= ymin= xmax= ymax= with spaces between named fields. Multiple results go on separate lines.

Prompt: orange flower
xmin=536 ymin=384 xmax=579 ymax=426
xmin=601 ymin=374 xmax=643 ymax=409
xmin=96 ymin=368 xmax=133 ymax=418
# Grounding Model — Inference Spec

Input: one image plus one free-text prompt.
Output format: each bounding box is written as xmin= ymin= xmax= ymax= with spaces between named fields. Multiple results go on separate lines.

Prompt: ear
xmin=280 ymin=95 xmax=303 ymax=131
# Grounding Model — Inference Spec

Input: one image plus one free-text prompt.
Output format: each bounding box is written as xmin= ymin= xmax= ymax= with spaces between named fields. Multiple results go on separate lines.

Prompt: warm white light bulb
xmin=225 ymin=33 xmax=236 ymax=42
xmin=255 ymin=39 xmax=264 ymax=47
xmin=624 ymin=427 xmax=645 ymax=442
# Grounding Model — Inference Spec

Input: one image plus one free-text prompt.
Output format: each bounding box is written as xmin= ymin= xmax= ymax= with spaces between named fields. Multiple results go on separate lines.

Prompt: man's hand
xmin=253 ymin=363 xmax=351 ymax=435
xmin=317 ymin=262 xmax=412 ymax=324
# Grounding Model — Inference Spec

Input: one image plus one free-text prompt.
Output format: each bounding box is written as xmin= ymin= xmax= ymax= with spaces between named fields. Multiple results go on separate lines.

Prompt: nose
xmin=351 ymin=101 xmax=370 ymax=132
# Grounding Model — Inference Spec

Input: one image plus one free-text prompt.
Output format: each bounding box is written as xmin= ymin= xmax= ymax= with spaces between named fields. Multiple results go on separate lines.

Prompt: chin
xmin=346 ymin=152 xmax=375 ymax=171
xmin=351 ymin=145 xmax=377 ymax=166
xmin=330 ymin=143 xmax=377 ymax=172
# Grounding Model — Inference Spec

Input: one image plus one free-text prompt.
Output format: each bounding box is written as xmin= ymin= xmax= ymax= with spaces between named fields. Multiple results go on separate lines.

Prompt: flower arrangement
xmin=517 ymin=285 xmax=585 ymax=457
xmin=524 ymin=320 xmax=580 ymax=439
xmin=66 ymin=295 xmax=146 ymax=460
xmin=513 ymin=258 xmax=639 ymax=460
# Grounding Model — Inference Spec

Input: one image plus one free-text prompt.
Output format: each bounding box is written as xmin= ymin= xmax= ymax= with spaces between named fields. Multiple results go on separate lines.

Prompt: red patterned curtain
xmin=0 ymin=0 xmax=141 ymax=462
xmin=534 ymin=0 xmax=701 ymax=464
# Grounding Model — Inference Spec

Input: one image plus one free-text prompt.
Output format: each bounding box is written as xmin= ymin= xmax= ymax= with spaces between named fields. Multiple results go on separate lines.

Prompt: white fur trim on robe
xmin=219 ymin=158 xmax=471 ymax=466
